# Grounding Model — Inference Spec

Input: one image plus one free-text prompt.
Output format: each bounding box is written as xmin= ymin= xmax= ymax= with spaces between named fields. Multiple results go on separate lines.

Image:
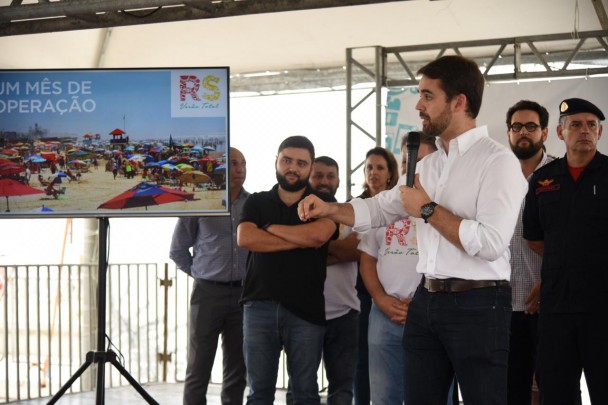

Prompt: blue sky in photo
xmin=0 ymin=69 xmax=227 ymax=142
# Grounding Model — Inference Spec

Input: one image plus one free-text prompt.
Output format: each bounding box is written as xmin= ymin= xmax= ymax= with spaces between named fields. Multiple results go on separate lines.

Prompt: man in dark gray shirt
xmin=170 ymin=147 xmax=248 ymax=405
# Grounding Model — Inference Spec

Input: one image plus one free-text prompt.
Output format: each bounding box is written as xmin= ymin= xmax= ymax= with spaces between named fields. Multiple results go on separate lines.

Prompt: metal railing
xmin=0 ymin=263 xmax=191 ymax=403
xmin=0 ymin=263 xmax=327 ymax=403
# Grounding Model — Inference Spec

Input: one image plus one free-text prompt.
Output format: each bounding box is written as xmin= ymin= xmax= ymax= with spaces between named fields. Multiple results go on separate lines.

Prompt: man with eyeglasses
xmin=523 ymin=98 xmax=607 ymax=404
xmin=505 ymin=100 xmax=554 ymax=405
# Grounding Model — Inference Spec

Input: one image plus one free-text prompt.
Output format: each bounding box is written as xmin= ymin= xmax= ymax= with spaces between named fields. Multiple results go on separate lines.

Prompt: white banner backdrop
xmin=386 ymin=76 xmax=608 ymax=166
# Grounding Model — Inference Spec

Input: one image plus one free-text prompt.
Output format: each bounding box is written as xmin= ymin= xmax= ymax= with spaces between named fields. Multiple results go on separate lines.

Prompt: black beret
xmin=559 ymin=98 xmax=605 ymax=121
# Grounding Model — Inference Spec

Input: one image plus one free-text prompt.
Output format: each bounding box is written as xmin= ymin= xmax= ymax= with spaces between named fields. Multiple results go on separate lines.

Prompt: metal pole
xmin=156 ymin=264 xmax=173 ymax=382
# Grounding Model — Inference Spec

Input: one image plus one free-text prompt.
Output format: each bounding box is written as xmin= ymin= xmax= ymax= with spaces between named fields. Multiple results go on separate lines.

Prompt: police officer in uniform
xmin=523 ymin=98 xmax=607 ymax=404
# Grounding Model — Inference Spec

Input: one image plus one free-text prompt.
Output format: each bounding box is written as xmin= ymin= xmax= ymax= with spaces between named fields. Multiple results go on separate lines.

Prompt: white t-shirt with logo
xmin=358 ymin=216 xmax=421 ymax=300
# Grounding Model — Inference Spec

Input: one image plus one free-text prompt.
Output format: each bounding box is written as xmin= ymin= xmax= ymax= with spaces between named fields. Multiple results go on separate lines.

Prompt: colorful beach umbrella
xmin=176 ymin=163 xmax=194 ymax=171
xmin=0 ymin=178 xmax=45 ymax=212
xmin=0 ymin=162 xmax=25 ymax=176
xmin=27 ymin=154 xmax=47 ymax=164
xmin=67 ymin=150 xmax=91 ymax=158
xmin=178 ymin=170 xmax=211 ymax=185
xmin=98 ymin=182 xmax=194 ymax=210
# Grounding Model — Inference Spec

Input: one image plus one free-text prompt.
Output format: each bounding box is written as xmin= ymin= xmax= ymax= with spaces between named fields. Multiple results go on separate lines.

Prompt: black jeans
xmin=353 ymin=283 xmax=371 ymax=405
xmin=404 ymin=283 xmax=512 ymax=405
xmin=539 ymin=312 xmax=605 ymax=405
xmin=507 ymin=311 xmax=539 ymax=405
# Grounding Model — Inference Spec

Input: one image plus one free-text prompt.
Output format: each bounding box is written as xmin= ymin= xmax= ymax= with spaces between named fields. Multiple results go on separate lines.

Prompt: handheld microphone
xmin=405 ymin=131 xmax=421 ymax=187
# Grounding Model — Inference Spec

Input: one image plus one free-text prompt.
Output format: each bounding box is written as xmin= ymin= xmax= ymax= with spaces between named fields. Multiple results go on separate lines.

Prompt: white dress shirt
xmin=351 ymin=126 xmax=528 ymax=281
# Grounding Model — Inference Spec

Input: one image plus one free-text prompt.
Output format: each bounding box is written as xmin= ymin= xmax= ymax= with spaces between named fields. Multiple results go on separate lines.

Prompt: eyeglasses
xmin=509 ymin=122 xmax=541 ymax=132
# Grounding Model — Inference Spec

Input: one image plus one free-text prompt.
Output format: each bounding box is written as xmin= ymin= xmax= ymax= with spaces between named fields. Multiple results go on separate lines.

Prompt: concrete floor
xmin=15 ymin=383 xmax=291 ymax=404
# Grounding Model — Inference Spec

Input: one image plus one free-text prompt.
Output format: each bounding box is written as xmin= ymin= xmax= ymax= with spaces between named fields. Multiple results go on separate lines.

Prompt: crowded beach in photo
xmin=0 ymin=68 xmax=231 ymax=215
xmin=0 ymin=128 xmax=228 ymax=214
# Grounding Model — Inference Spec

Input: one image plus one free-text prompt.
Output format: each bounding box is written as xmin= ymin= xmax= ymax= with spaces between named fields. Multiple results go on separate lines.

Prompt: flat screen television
xmin=0 ymin=67 xmax=230 ymax=218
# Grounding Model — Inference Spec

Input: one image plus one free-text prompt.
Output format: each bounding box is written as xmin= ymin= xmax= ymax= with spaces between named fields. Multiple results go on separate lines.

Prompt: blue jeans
xmin=404 ymin=283 xmax=512 ymax=404
xmin=286 ymin=309 xmax=359 ymax=405
xmin=368 ymin=303 xmax=405 ymax=405
xmin=243 ymin=300 xmax=325 ymax=405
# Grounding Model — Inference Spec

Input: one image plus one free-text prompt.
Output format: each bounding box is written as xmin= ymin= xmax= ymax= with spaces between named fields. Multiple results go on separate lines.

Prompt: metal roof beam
xmin=591 ymin=0 xmax=608 ymax=30
xmin=0 ymin=0 xmax=407 ymax=36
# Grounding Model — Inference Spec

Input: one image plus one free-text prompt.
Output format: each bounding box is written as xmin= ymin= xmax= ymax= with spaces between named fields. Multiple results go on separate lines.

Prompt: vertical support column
xmin=346 ymin=48 xmax=353 ymax=200
xmin=345 ymin=46 xmax=386 ymax=200
xmin=375 ymin=45 xmax=384 ymax=147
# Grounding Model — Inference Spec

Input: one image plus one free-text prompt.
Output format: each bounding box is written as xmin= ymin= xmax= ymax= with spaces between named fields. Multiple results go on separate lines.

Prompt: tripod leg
xmin=109 ymin=355 xmax=160 ymax=405
xmin=96 ymin=356 xmax=106 ymax=405
xmin=46 ymin=351 xmax=95 ymax=405
xmin=45 ymin=219 xmax=159 ymax=404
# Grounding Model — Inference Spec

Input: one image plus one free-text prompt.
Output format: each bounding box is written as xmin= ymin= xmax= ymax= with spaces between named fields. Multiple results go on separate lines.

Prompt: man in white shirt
xmin=298 ymin=55 xmax=527 ymax=404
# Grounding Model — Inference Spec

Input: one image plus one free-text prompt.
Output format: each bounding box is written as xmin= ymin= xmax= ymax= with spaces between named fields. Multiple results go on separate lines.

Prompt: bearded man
xmin=505 ymin=100 xmax=554 ymax=405
xmin=237 ymin=135 xmax=338 ymax=405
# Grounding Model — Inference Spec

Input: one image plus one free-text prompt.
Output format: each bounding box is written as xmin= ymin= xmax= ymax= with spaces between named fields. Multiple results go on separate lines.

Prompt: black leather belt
xmin=201 ymin=279 xmax=243 ymax=287
xmin=423 ymin=277 xmax=509 ymax=293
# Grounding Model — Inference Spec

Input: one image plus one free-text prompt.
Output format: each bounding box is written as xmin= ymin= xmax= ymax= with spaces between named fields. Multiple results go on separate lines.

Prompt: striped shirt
xmin=510 ymin=152 xmax=554 ymax=311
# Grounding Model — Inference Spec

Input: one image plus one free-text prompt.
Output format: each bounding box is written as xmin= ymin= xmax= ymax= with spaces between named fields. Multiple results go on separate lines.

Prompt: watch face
xmin=421 ymin=202 xmax=436 ymax=220
xmin=421 ymin=205 xmax=433 ymax=217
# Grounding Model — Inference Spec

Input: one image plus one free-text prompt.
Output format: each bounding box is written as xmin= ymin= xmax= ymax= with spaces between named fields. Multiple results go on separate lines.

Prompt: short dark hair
xmin=314 ymin=156 xmax=339 ymax=172
xmin=506 ymin=100 xmax=549 ymax=128
xmin=417 ymin=55 xmax=485 ymax=118
xmin=278 ymin=135 xmax=315 ymax=161
xmin=400 ymin=131 xmax=438 ymax=151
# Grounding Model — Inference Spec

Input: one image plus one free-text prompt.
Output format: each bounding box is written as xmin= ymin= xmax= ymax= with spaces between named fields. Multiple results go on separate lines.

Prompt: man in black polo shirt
xmin=523 ymin=97 xmax=607 ymax=404
xmin=237 ymin=135 xmax=338 ymax=404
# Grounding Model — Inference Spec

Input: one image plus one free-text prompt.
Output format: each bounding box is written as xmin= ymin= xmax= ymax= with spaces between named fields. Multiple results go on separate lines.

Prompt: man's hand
xmin=297 ymin=194 xmax=329 ymax=221
xmin=524 ymin=281 xmax=541 ymax=314
xmin=399 ymin=174 xmax=432 ymax=218
xmin=375 ymin=295 xmax=411 ymax=325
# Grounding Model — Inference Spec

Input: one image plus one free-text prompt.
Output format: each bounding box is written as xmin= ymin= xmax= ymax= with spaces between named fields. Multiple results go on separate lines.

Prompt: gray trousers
xmin=183 ymin=279 xmax=246 ymax=405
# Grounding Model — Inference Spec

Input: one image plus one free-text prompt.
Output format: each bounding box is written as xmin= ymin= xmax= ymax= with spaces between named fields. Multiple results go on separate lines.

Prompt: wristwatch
xmin=420 ymin=202 xmax=438 ymax=223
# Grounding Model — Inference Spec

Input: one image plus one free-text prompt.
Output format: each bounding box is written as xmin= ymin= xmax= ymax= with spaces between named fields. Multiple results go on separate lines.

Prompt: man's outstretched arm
xmin=297 ymin=195 xmax=355 ymax=226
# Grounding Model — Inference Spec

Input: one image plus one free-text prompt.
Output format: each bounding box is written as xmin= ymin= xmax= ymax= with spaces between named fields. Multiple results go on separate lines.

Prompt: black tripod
xmin=48 ymin=218 xmax=158 ymax=404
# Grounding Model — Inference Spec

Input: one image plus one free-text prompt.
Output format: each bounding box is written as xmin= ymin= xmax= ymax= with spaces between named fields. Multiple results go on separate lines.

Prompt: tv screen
xmin=0 ymin=67 xmax=230 ymax=217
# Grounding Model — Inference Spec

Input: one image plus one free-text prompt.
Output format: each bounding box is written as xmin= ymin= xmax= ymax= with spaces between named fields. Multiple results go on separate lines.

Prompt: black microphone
xmin=405 ymin=131 xmax=421 ymax=187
